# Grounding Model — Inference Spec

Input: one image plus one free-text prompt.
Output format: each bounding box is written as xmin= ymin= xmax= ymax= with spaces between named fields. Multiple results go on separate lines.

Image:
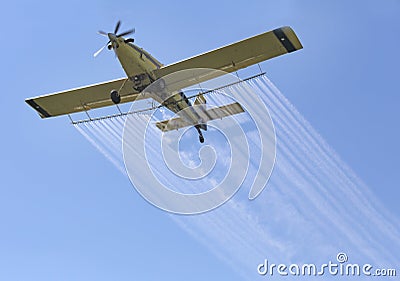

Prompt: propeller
xmin=94 ymin=21 xmax=135 ymax=57
xmin=93 ymin=44 xmax=107 ymax=58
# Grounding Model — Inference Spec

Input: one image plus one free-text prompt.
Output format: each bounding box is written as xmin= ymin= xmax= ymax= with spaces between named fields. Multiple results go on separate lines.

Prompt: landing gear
xmin=195 ymin=125 xmax=205 ymax=143
xmin=131 ymin=73 xmax=152 ymax=92
xmin=110 ymin=90 xmax=120 ymax=104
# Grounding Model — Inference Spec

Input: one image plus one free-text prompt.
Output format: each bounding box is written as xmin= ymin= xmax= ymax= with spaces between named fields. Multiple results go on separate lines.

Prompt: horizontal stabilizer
xmin=155 ymin=116 xmax=192 ymax=132
xmin=202 ymin=102 xmax=244 ymax=121
xmin=155 ymin=102 xmax=244 ymax=132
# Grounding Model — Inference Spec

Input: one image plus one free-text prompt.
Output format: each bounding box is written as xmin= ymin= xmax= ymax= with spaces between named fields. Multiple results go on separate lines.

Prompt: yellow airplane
xmin=26 ymin=21 xmax=303 ymax=143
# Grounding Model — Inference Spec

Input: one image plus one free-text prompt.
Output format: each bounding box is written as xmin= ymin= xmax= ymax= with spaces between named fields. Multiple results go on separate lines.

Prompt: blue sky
xmin=1 ymin=0 xmax=400 ymax=280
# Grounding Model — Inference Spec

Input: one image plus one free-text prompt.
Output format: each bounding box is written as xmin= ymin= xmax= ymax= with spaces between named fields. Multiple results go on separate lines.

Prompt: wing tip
xmin=273 ymin=26 xmax=303 ymax=52
xmin=25 ymin=99 xmax=52 ymax=118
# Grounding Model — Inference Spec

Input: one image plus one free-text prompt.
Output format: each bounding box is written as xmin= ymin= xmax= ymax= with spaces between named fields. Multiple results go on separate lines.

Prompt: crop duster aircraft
xmin=26 ymin=22 xmax=302 ymax=143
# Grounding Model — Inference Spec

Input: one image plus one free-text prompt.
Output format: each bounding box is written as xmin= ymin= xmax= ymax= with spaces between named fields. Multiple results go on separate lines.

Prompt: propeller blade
xmin=93 ymin=44 xmax=107 ymax=58
xmin=114 ymin=20 xmax=121 ymax=34
xmin=98 ymin=30 xmax=108 ymax=36
xmin=117 ymin=29 xmax=135 ymax=38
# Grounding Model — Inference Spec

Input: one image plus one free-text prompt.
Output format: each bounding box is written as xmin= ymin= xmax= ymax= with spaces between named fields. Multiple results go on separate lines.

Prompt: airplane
xmin=25 ymin=21 xmax=303 ymax=143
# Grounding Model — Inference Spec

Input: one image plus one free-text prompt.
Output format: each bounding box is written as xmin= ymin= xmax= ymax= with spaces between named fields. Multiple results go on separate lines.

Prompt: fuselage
xmin=111 ymin=35 xmax=203 ymax=127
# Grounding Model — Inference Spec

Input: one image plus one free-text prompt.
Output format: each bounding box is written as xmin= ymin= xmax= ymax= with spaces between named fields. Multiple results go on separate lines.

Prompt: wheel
xmin=110 ymin=90 xmax=121 ymax=104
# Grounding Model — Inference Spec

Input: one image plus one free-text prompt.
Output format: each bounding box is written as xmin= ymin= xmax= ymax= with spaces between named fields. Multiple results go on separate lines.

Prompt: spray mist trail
xmin=73 ymin=116 xmax=126 ymax=174
xmin=73 ymin=75 xmax=400 ymax=280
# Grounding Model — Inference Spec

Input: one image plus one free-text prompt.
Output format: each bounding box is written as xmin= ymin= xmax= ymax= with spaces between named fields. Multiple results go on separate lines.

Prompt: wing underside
xmin=25 ymin=78 xmax=144 ymax=118
xmin=152 ymin=26 xmax=302 ymax=91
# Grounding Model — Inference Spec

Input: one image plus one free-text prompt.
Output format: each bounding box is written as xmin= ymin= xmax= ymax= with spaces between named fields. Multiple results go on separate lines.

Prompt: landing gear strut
xmin=195 ymin=125 xmax=205 ymax=143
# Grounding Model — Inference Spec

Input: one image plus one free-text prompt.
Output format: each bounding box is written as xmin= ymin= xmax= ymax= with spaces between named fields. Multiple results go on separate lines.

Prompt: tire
xmin=110 ymin=90 xmax=121 ymax=104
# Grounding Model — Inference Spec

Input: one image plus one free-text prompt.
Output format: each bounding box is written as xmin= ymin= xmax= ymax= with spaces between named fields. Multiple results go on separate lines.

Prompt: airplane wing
xmin=151 ymin=26 xmax=302 ymax=91
xmin=26 ymin=26 xmax=301 ymax=119
xmin=25 ymin=78 xmax=145 ymax=118
xmin=155 ymin=102 xmax=244 ymax=132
